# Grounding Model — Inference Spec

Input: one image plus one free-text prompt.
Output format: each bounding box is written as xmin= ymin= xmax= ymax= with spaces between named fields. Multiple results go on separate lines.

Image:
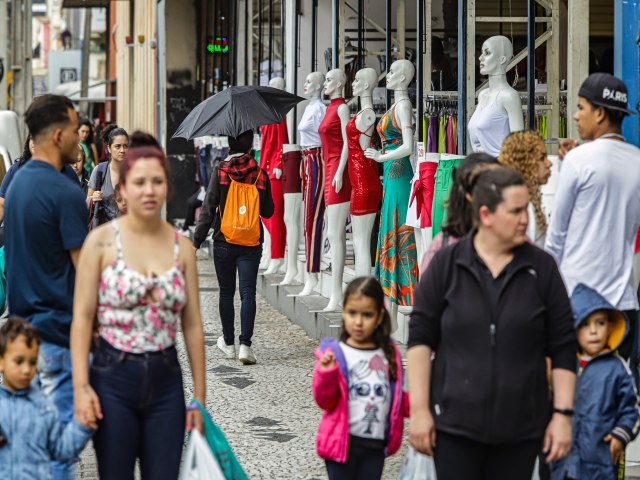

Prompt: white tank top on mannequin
xmin=298 ymin=98 xmax=327 ymax=148
xmin=467 ymin=90 xmax=511 ymax=157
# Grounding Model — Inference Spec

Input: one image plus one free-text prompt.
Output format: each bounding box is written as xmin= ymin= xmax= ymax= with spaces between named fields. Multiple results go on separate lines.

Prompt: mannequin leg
xmin=324 ymin=202 xmax=350 ymax=312
xmin=297 ymin=272 xmax=319 ymax=296
xmin=264 ymin=179 xmax=286 ymax=274
xmin=259 ymin=224 xmax=271 ymax=271
xmin=351 ymin=213 xmax=376 ymax=277
xmin=388 ymin=301 xmax=398 ymax=334
xmin=281 ymin=193 xmax=302 ymax=285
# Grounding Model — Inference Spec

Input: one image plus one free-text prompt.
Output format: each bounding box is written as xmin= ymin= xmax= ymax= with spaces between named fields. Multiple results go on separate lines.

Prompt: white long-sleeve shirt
xmin=545 ymin=138 xmax=640 ymax=310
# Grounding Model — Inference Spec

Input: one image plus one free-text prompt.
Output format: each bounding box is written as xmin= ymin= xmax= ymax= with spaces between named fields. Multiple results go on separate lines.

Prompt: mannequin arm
xmin=500 ymin=90 xmax=525 ymax=132
xmin=332 ymin=103 xmax=351 ymax=193
xmin=364 ymin=101 xmax=414 ymax=162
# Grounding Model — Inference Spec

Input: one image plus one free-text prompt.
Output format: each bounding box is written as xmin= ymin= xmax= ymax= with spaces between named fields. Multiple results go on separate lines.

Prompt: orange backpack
xmin=220 ymin=171 xmax=261 ymax=246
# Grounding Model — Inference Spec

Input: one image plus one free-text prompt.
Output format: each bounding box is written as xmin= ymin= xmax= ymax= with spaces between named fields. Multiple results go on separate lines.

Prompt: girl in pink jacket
xmin=312 ymin=277 xmax=409 ymax=480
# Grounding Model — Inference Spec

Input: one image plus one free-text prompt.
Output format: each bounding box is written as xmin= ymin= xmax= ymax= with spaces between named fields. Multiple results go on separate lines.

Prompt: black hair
xmin=471 ymin=166 xmax=526 ymax=223
xmin=0 ymin=317 xmax=40 ymax=357
xmin=102 ymin=124 xmax=129 ymax=147
xmin=78 ymin=118 xmax=95 ymax=143
xmin=340 ymin=277 xmax=398 ymax=381
xmin=228 ymin=130 xmax=254 ymax=154
xmin=442 ymin=153 xmax=499 ymax=238
xmin=584 ymin=100 xmax=626 ymax=129
xmin=18 ymin=134 xmax=33 ymax=167
xmin=24 ymin=94 xmax=75 ymax=140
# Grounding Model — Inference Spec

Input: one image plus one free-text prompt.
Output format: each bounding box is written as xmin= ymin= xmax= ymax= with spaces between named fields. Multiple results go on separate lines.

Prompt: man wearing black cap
xmin=546 ymin=73 xmax=640 ymax=373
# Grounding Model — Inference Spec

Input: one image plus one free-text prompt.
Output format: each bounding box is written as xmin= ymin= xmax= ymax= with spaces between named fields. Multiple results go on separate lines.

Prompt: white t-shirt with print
xmin=339 ymin=342 xmax=392 ymax=440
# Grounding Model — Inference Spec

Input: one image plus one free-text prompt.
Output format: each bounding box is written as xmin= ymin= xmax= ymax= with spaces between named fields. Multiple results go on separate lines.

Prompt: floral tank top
xmin=98 ymin=220 xmax=187 ymax=353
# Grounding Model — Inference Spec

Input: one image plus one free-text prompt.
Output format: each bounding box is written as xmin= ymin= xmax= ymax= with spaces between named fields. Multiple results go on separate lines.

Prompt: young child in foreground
xmin=551 ymin=284 xmax=640 ymax=479
xmin=312 ymin=277 xmax=409 ymax=480
xmin=0 ymin=317 xmax=95 ymax=479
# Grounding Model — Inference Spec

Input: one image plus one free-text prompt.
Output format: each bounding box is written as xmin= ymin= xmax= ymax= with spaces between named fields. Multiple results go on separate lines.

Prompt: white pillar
xmin=567 ymin=0 xmax=589 ymax=140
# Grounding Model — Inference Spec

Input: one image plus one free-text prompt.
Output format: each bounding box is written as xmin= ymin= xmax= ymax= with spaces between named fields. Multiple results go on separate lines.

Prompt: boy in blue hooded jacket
xmin=551 ymin=283 xmax=640 ymax=480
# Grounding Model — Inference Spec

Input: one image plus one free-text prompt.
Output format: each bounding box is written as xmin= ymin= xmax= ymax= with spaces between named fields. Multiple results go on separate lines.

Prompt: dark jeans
xmin=213 ymin=243 xmax=262 ymax=346
xmin=325 ymin=439 xmax=385 ymax=480
xmin=90 ymin=338 xmax=185 ymax=480
xmin=434 ymin=431 xmax=540 ymax=480
xmin=182 ymin=191 xmax=203 ymax=230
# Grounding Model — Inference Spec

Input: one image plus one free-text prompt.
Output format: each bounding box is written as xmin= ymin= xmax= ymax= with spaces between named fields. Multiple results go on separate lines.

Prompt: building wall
xmin=114 ymin=0 xmax=156 ymax=133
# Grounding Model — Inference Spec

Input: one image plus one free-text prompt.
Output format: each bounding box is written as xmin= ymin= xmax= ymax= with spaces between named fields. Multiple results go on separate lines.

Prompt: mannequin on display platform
xmin=467 ymin=35 xmax=524 ymax=156
xmin=279 ymin=143 xmax=303 ymax=285
xmin=318 ymin=68 xmax=351 ymax=312
xmin=364 ymin=59 xmax=419 ymax=330
xmin=347 ymin=68 xmax=383 ymax=277
xmin=296 ymin=72 xmax=327 ymax=296
xmin=261 ymin=76 xmax=289 ymax=275
xmin=408 ymin=149 xmax=440 ymax=264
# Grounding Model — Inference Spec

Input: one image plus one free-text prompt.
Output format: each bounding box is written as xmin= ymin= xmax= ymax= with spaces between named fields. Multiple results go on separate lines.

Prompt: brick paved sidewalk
xmin=76 ymin=249 xmax=408 ymax=479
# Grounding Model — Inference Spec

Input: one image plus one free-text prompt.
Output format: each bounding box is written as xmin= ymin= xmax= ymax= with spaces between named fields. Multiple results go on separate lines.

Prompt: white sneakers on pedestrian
xmin=217 ymin=336 xmax=236 ymax=359
xmin=238 ymin=345 xmax=257 ymax=365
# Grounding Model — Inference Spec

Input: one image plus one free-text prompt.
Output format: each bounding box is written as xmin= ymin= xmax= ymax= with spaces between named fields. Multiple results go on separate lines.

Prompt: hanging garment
xmin=260 ymin=120 xmax=288 ymax=259
xmin=409 ymin=161 xmax=439 ymax=228
xmin=427 ymin=115 xmax=438 ymax=153
xmin=301 ymin=147 xmax=325 ymax=273
xmin=446 ymin=116 xmax=455 ymax=154
xmin=423 ymin=116 xmax=429 ymax=148
xmin=346 ymin=111 xmax=383 ymax=216
xmin=431 ymin=157 xmax=463 ymax=237
xmin=318 ymin=97 xmax=352 ymax=205
xmin=374 ymin=102 xmax=418 ymax=306
xmin=438 ymin=116 xmax=447 ymax=153
xmin=467 ymin=89 xmax=511 ymax=156
xmin=281 ymin=150 xmax=302 ymax=194
xmin=451 ymin=116 xmax=458 ymax=154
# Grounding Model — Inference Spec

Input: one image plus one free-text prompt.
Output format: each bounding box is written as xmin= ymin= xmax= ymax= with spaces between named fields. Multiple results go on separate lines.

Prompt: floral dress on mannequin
xmin=374 ymin=101 xmax=419 ymax=305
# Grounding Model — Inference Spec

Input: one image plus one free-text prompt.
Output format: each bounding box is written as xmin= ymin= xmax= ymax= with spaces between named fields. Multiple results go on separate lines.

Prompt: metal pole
xmin=281 ymin=0 xmax=285 ymax=78
xmin=244 ymin=0 xmax=249 ymax=85
xmin=457 ymin=0 xmax=467 ymax=152
xmin=357 ymin=0 xmax=364 ymax=70
xmin=614 ymin=0 xmax=639 ymax=146
xmin=416 ymin=0 xmax=423 ymax=142
xmin=311 ymin=0 xmax=317 ymax=71
xmin=80 ymin=9 xmax=92 ymax=115
xmin=293 ymin=0 xmax=299 ymax=141
xmin=232 ymin=0 xmax=238 ymax=86
xmin=385 ymin=0 xmax=392 ymax=108
xmin=527 ymin=0 xmax=535 ymax=129
xmin=268 ymin=0 xmax=274 ymax=79
xmin=258 ymin=0 xmax=263 ymax=84
xmin=332 ymin=0 xmax=338 ymax=69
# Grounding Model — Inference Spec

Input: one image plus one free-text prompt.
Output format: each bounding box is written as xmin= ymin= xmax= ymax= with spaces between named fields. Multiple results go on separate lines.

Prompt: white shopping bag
xmin=179 ymin=430 xmax=226 ymax=480
xmin=397 ymin=446 xmax=437 ymax=480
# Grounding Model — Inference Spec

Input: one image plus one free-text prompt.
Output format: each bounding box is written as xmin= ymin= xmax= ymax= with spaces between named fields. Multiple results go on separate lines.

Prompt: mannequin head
xmin=304 ymin=72 xmax=325 ymax=98
xmin=324 ymin=69 xmax=346 ymax=98
xmin=386 ymin=59 xmax=415 ymax=90
xmin=479 ymin=36 xmax=513 ymax=76
xmin=352 ymin=68 xmax=378 ymax=97
xmin=269 ymin=76 xmax=286 ymax=90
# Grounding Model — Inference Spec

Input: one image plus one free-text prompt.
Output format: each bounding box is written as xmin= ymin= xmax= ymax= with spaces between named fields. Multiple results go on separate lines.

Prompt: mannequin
xmin=296 ymin=72 xmax=327 ymax=296
xmin=347 ymin=67 xmax=383 ymax=276
xmin=261 ymin=76 xmax=289 ymax=274
xmin=467 ymin=36 xmax=524 ymax=156
xmin=318 ymin=68 xmax=351 ymax=312
xmin=280 ymin=143 xmax=303 ymax=285
xmin=364 ymin=59 xmax=419 ymax=330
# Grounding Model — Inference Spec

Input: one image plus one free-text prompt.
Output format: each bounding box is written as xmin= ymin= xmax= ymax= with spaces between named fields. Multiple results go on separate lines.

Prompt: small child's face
xmin=115 ymin=193 xmax=127 ymax=214
xmin=577 ymin=310 xmax=612 ymax=357
xmin=72 ymin=151 xmax=84 ymax=175
xmin=0 ymin=335 xmax=39 ymax=392
xmin=343 ymin=294 xmax=383 ymax=347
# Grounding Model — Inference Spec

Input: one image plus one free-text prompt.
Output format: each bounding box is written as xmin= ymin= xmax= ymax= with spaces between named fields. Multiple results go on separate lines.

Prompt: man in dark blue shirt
xmin=4 ymin=94 xmax=87 ymax=480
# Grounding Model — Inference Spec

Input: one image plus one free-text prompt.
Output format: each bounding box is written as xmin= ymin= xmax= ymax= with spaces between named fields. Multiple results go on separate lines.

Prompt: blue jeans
xmin=37 ymin=341 xmax=76 ymax=480
xmin=213 ymin=243 xmax=261 ymax=346
xmin=90 ymin=338 xmax=185 ymax=480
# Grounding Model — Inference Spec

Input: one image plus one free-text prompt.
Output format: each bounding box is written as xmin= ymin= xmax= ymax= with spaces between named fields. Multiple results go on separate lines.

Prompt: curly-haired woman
xmin=499 ymin=130 xmax=552 ymax=246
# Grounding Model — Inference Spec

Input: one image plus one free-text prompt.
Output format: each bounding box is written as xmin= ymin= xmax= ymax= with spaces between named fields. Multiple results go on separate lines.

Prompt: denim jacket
xmin=0 ymin=385 xmax=94 ymax=480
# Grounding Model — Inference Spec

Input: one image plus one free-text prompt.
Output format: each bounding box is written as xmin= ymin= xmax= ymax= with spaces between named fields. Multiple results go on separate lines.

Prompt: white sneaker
xmin=217 ymin=336 xmax=236 ymax=359
xmin=238 ymin=345 xmax=257 ymax=365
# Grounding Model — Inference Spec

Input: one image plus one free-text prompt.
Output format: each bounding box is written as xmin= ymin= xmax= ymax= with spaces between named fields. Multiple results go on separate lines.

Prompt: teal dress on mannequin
xmin=374 ymin=102 xmax=418 ymax=306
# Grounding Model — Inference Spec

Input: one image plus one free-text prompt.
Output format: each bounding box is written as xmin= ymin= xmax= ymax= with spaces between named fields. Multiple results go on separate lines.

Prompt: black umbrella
xmin=172 ymin=85 xmax=306 ymax=140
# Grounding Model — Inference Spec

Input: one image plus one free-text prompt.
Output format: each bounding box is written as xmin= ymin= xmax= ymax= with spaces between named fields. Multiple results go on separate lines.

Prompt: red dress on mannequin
xmin=318 ymin=97 xmax=351 ymax=205
xmin=260 ymin=119 xmax=288 ymax=259
xmin=346 ymin=111 xmax=382 ymax=215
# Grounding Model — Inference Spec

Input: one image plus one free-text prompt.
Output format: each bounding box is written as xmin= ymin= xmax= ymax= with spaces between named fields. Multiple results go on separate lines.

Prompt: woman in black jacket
xmin=407 ymin=167 xmax=576 ymax=480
